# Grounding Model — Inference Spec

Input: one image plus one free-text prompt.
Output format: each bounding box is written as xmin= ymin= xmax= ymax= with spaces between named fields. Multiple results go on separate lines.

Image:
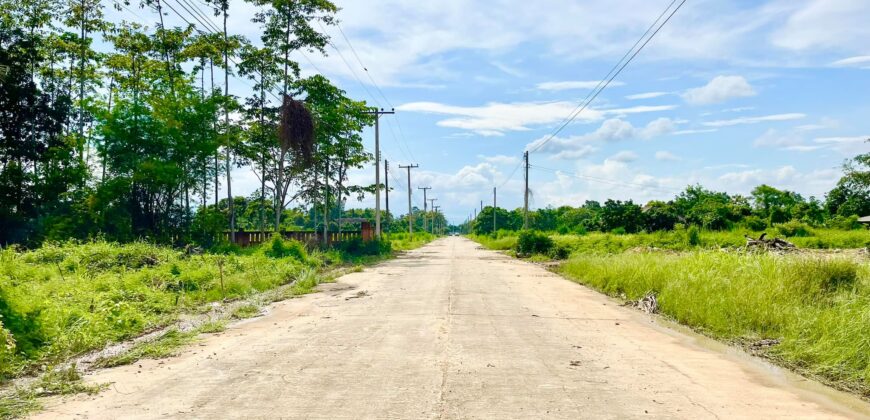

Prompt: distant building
xmin=859 ymin=216 xmax=870 ymax=225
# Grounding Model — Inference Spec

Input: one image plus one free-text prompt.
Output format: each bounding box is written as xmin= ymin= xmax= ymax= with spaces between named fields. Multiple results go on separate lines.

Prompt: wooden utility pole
xmin=418 ymin=186 xmax=431 ymax=232
xmin=493 ymin=187 xmax=497 ymax=233
xmin=362 ymin=108 xmax=395 ymax=238
xmin=384 ymin=160 xmax=390 ymax=233
xmin=523 ymin=151 xmax=529 ymax=229
xmin=399 ymin=164 xmax=418 ymax=235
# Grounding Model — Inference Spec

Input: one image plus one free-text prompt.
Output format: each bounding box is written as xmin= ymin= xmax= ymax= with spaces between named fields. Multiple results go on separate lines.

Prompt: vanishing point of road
xmin=36 ymin=237 xmax=870 ymax=419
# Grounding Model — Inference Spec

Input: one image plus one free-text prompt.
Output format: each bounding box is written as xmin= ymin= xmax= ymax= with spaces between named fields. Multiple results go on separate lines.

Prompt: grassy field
xmin=470 ymin=228 xmax=870 ymax=397
xmin=471 ymin=227 xmax=870 ymax=255
xmin=0 ymin=234 xmax=434 ymax=385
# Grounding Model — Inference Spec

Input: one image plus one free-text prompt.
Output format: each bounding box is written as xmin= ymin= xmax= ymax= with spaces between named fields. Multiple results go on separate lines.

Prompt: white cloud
xmin=626 ymin=91 xmax=670 ymax=100
xmin=716 ymin=166 xmax=840 ymax=198
xmin=772 ymin=0 xmax=870 ymax=52
xmin=673 ymin=128 xmax=718 ymax=135
xmin=702 ymin=113 xmax=806 ymax=127
xmin=831 ymin=55 xmax=870 ymax=68
xmin=398 ymin=101 xmax=675 ymax=136
xmin=608 ymin=151 xmax=639 ymax=163
xmin=478 ymin=154 xmax=520 ymax=165
xmin=813 ymin=136 xmax=869 ymax=144
xmin=537 ymin=80 xmax=624 ymax=91
xmin=682 ymin=76 xmax=756 ymax=105
xmin=526 ymin=118 xmax=676 ymax=159
xmin=655 ymin=151 xmax=681 ymax=161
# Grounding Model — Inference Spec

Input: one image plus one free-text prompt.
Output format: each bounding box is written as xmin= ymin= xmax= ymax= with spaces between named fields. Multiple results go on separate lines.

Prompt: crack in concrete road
xmin=34 ymin=237 xmax=870 ymax=419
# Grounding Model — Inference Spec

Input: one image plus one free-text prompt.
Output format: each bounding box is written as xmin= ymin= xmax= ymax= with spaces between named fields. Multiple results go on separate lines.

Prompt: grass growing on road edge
xmin=0 ymin=233 xmax=437 ymax=418
xmin=469 ymin=231 xmax=870 ymax=397
xmin=470 ymin=227 xmax=870 ymax=255
xmin=563 ymin=252 xmax=870 ymax=397
xmin=0 ymin=364 xmax=106 ymax=419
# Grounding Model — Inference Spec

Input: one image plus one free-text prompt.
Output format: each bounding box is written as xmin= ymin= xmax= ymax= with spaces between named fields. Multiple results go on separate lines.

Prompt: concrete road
xmin=37 ymin=237 xmax=870 ymax=419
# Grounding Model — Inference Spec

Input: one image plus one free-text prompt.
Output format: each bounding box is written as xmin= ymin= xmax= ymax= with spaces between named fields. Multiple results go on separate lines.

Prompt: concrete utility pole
xmin=384 ymin=160 xmax=390 ymax=233
xmin=433 ymin=205 xmax=441 ymax=235
xmin=428 ymin=198 xmax=438 ymax=233
xmin=418 ymin=186 xmax=431 ymax=232
xmin=362 ymin=108 xmax=395 ymax=238
xmin=399 ymin=164 xmax=418 ymax=235
xmin=523 ymin=151 xmax=529 ymax=230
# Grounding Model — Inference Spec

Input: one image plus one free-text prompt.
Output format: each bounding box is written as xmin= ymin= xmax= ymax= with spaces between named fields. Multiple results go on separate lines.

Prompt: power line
xmin=328 ymin=21 xmax=417 ymax=162
xmin=528 ymin=0 xmax=687 ymax=154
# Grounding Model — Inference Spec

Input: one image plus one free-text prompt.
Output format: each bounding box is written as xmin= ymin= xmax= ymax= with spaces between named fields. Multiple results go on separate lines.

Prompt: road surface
xmin=37 ymin=237 xmax=870 ymax=419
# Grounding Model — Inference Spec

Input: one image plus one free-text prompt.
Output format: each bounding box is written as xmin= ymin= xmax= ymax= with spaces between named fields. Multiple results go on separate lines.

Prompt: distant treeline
xmin=467 ymin=150 xmax=869 ymax=235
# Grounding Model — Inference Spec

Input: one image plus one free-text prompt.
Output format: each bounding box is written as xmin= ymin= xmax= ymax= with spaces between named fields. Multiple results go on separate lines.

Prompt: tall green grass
xmin=560 ymin=251 xmax=870 ymax=395
xmin=472 ymin=227 xmax=869 ymax=256
xmin=0 ymin=233 xmax=435 ymax=384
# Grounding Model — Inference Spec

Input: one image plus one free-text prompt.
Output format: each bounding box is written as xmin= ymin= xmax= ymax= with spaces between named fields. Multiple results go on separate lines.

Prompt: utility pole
xmin=493 ymin=187 xmax=497 ymax=233
xmin=399 ymin=164 xmax=418 ymax=235
xmin=428 ymin=198 xmax=438 ymax=233
xmin=384 ymin=160 xmax=390 ymax=233
xmin=480 ymin=200 xmax=483 ymax=213
xmin=433 ymin=205 xmax=441 ymax=235
xmin=362 ymin=108 xmax=395 ymax=238
xmin=523 ymin=151 xmax=529 ymax=229
xmin=418 ymin=186 xmax=431 ymax=232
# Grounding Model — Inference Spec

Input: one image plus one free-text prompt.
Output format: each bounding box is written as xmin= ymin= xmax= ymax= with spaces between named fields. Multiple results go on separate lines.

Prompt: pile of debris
xmin=744 ymin=233 xmax=796 ymax=251
xmin=624 ymin=293 xmax=659 ymax=314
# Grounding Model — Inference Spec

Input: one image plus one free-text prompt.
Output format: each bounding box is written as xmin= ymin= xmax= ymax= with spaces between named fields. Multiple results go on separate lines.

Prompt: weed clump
xmin=516 ymin=230 xmax=553 ymax=256
xmin=265 ymin=236 xmax=308 ymax=262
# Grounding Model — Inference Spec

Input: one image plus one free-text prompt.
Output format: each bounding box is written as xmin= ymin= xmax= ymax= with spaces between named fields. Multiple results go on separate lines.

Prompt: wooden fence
xmin=224 ymin=231 xmax=363 ymax=247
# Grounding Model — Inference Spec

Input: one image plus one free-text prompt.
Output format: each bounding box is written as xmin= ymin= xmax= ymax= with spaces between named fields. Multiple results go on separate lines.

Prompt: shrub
xmin=547 ymin=243 xmax=571 ymax=260
xmin=516 ymin=230 xmax=553 ymax=256
xmin=776 ymin=221 xmax=813 ymax=237
xmin=0 ymin=321 xmax=17 ymax=381
xmin=687 ymin=225 xmax=701 ymax=246
xmin=334 ymin=237 xmax=391 ymax=256
xmin=265 ymin=236 xmax=307 ymax=261
xmin=828 ymin=215 xmax=862 ymax=231
xmin=742 ymin=215 xmax=767 ymax=231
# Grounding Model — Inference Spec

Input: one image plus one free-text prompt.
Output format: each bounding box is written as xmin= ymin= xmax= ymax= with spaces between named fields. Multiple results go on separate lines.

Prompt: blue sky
xmin=108 ymin=0 xmax=870 ymax=223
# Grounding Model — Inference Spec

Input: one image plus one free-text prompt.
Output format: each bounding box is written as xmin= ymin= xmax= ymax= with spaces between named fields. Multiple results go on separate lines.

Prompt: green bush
xmin=828 ymin=215 xmax=863 ymax=231
xmin=742 ymin=216 xmax=768 ymax=231
xmin=0 ymin=320 xmax=18 ymax=380
xmin=776 ymin=221 xmax=814 ymax=237
xmin=265 ymin=236 xmax=307 ymax=261
xmin=334 ymin=237 xmax=391 ymax=256
xmin=547 ymin=243 xmax=571 ymax=260
xmin=516 ymin=230 xmax=553 ymax=256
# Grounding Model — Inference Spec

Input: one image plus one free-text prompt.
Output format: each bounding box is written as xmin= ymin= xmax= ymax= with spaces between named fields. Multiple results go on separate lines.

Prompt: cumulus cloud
xmin=716 ymin=166 xmax=840 ymax=197
xmin=536 ymin=80 xmax=624 ymax=91
xmin=608 ymin=151 xmax=639 ymax=163
xmin=702 ymin=113 xmax=806 ymax=127
xmin=478 ymin=154 xmax=520 ymax=165
xmin=682 ymin=76 xmax=756 ymax=105
xmin=525 ymin=118 xmax=677 ymax=159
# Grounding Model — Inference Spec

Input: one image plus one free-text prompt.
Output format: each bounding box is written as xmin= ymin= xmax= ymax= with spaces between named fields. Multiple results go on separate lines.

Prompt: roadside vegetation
xmin=473 ymin=228 xmax=870 ymax=397
xmin=467 ymin=149 xmax=870 ymax=397
xmin=0 ymin=232 xmax=433 ymax=417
